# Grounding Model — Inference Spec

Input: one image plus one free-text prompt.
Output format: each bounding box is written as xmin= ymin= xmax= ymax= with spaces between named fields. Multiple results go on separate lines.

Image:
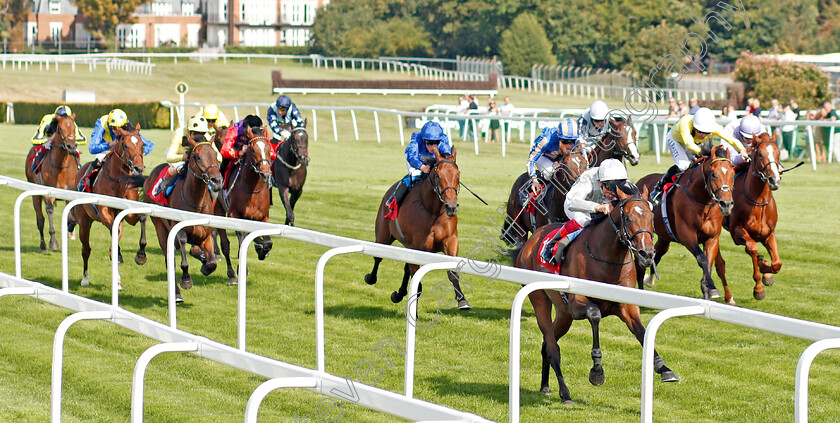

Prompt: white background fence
xmin=3 ymin=174 xmax=840 ymax=422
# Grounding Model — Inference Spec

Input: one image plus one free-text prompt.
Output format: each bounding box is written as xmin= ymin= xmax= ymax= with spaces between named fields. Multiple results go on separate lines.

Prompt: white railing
xmin=3 ymin=174 xmax=840 ymax=422
xmin=0 ymin=54 xmax=155 ymax=75
xmin=499 ymin=74 xmax=726 ymax=102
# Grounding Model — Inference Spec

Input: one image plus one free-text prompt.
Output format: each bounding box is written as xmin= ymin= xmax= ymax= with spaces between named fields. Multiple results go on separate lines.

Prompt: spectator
xmin=677 ymin=100 xmax=690 ymax=116
xmin=458 ymin=94 xmax=470 ymax=140
xmin=485 ymin=98 xmax=501 ymax=143
xmin=463 ymin=95 xmax=478 ymax=141
xmin=790 ymin=99 xmax=801 ymax=118
xmin=767 ymin=99 xmax=782 ymax=121
xmin=719 ymin=105 xmax=732 ymax=120
xmin=689 ymin=97 xmax=700 ymax=114
xmin=780 ymin=104 xmax=797 ymax=160
xmin=817 ymin=101 xmax=837 ymax=163
xmin=500 ymin=96 xmax=515 ymax=135
xmin=752 ymin=98 xmax=762 ymax=118
xmin=665 ymin=98 xmax=680 ymax=118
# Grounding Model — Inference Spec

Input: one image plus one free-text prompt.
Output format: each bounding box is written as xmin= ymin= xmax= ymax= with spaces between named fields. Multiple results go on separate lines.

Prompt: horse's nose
xmin=210 ymin=176 xmax=223 ymax=192
xmin=629 ymin=156 xmax=639 ymax=166
xmin=719 ymin=200 xmax=734 ymax=216
xmin=445 ymin=203 xmax=459 ymax=217
xmin=769 ymin=177 xmax=780 ymax=191
xmin=637 ymin=249 xmax=655 ymax=267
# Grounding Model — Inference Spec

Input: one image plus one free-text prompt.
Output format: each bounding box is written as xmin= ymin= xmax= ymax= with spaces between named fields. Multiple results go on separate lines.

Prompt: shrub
xmin=7 ymin=102 xmax=169 ymax=128
xmin=224 ymin=46 xmax=311 ymax=55
xmin=733 ymin=52 xmax=830 ymax=109
xmin=499 ymin=13 xmax=555 ymax=77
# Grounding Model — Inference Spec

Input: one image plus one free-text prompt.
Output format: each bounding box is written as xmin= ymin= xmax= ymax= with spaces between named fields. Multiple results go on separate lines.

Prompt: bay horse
xmin=24 ymin=114 xmax=81 ymax=253
xmin=364 ymin=149 xmax=471 ymax=309
xmin=144 ymin=142 xmax=223 ymax=301
xmin=501 ymin=148 xmax=588 ymax=247
xmin=272 ymin=121 xmax=310 ymax=226
xmin=588 ymin=116 xmax=640 ymax=167
xmin=509 ymin=183 xmax=677 ymax=403
xmin=635 ymin=144 xmax=736 ymax=300
xmin=72 ymin=123 xmax=148 ymax=287
xmin=215 ymin=131 xmax=275 ymax=285
xmin=713 ymin=133 xmax=785 ymax=304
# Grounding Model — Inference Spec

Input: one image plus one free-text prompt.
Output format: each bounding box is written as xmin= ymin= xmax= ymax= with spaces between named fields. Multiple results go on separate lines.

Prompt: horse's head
xmin=606 ymin=117 xmax=640 ymax=166
xmin=431 ymin=149 xmax=459 ymax=217
xmin=190 ymin=142 xmax=223 ymax=194
xmin=749 ymin=132 xmax=782 ymax=190
xmin=612 ymin=182 xmax=656 ymax=268
xmin=113 ymin=123 xmax=145 ymax=176
xmin=552 ymin=148 xmax=589 ymax=188
xmin=53 ymin=114 xmax=78 ymax=155
xmin=290 ymin=119 xmax=310 ymax=167
xmin=701 ymin=144 xmax=735 ymax=216
xmin=245 ymin=130 xmax=273 ymax=186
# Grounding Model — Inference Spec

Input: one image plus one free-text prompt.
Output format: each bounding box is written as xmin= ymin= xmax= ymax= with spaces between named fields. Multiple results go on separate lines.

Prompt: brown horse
xmin=24 ymin=114 xmax=81 ymax=253
xmin=364 ymin=149 xmax=470 ymax=309
xmin=272 ymin=121 xmax=309 ymax=226
xmin=713 ymin=133 xmax=785 ymax=304
xmin=144 ymin=142 xmax=223 ymax=301
xmin=510 ymin=183 xmax=677 ymax=403
xmin=215 ymin=132 xmax=275 ymax=285
xmin=588 ymin=116 xmax=640 ymax=167
xmin=501 ymin=148 xmax=588 ymax=246
xmin=636 ymin=144 xmax=736 ymax=300
xmin=72 ymin=124 xmax=148 ymax=287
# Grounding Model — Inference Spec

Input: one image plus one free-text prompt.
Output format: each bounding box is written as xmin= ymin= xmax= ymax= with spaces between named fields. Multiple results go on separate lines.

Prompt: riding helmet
xmin=276 ymin=95 xmax=292 ymax=109
xmin=187 ymin=115 xmax=209 ymax=133
xmin=598 ymin=158 xmax=628 ymax=181
xmin=738 ymin=114 xmax=764 ymax=139
xmin=692 ymin=108 xmax=717 ymax=133
xmin=108 ymin=109 xmax=128 ymax=127
xmin=557 ymin=118 xmax=579 ymax=140
xmin=55 ymin=105 xmax=72 ymax=117
xmin=589 ymin=100 xmax=609 ymax=121
xmin=420 ymin=121 xmax=445 ymax=143
xmin=203 ymin=104 xmax=220 ymax=120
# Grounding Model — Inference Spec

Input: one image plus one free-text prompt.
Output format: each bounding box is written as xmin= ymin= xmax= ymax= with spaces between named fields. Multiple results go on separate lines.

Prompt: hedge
xmin=6 ymin=102 xmax=170 ymax=129
xmin=225 ymin=46 xmax=310 ymax=55
xmin=272 ymin=70 xmax=498 ymax=90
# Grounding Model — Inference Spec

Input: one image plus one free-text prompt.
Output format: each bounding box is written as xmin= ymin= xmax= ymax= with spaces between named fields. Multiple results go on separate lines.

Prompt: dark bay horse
xmin=713 ymin=133 xmax=785 ymax=304
xmin=636 ymin=144 xmax=735 ymax=300
xmin=73 ymin=124 xmax=148 ymax=287
xmin=24 ymin=114 xmax=80 ymax=253
xmin=588 ymin=116 xmax=640 ymax=167
xmin=510 ymin=183 xmax=677 ymax=403
xmin=501 ymin=149 xmax=588 ymax=246
xmin=215 ymin=132 xmax=275 ymax=285
xmin=144 ymin=142 xmax=223 ymax=301
xmin=364 ymin=149 xmax=470 ymax=309
xmin=272 ymin=121 xmax=309 ymax=226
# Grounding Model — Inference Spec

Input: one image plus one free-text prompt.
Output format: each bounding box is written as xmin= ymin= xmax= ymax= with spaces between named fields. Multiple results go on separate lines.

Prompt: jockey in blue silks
xmin=266 ymin=95 xmax=304 ymax=144
xmin=527 ymin=117 xmax=580 ymax=194
xmin=385 ymin=121 xmax=452 ymax=216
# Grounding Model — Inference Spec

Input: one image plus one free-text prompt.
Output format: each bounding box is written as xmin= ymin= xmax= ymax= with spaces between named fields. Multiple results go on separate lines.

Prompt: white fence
xmin=3 ymin=174 xmax=840 ymax=422
xmin=0 ymin=54 xmax=155 ymax=75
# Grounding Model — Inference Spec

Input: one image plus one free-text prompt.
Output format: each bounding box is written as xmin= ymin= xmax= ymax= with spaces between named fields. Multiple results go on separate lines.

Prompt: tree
xmin=74 ymin=0 xmax=146 ymax=40
xmin=733 ymin=52 xmax=830 ymax=109
xmin=0 ymin=0 xmax=29 ymax=52
xmin=620 ymin=22 xmax=688 ymax=87
xmin=499 ymin=13 xmax=555 ymax=76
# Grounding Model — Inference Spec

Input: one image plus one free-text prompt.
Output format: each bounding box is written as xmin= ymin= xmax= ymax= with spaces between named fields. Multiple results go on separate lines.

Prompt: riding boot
xmin=77 ymin=159 xmax=102 ymax=191
xmin=157 ymin=174 xmax=179 ymax=197
xmin=32 ymin=151 xmax=46 ymax=171
xmin=541 ymin=220 xmax=583 ymax=265
xmin=386 ymin=180 xmax=410 ymax=212
xmin=650 ymin=165 xmax=680 ymax=204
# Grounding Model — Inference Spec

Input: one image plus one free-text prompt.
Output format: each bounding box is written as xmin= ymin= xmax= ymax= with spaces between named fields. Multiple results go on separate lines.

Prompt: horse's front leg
xmin=135 ymin=213 xmax=147 ymax=265
xmin=177 ymin=231 xmax=193 ymax=290
xmin=617 ymin=303 xmax=679 ymax=382
xmin=687 ymin=240 xmax=716 ymax=300
xmin=584 ymin=301 xmax=605 ymax=386
xmin=217 ymin=228 xmax=237 ymax=285
xmin=712 ymin=245 xmax=735 ymax=305
xmin=442 ymin=236 xmax=470 ymax=309
xmin=45 ymin=197 xmax=60 ymax=250
xmin=758 ymin=231 xmax=782 ymax=287
xmin=32 ymin=195 xmax=48 ymax=253
xmin=199 ymin=232 xmax=217 ymax=277
xmin=391 ymin=263 xmax=415 ymax=303
xmin=529 ymin=291 xmax=573 ymax=403
xmin=278 ymin=186 xmax=294 ymax=226
xmin=734 ymin=226 xmax=767 ymax=300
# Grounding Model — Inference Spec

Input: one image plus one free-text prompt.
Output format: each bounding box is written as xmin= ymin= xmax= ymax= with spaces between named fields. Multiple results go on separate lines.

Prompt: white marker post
xmin=175 ymin=81 xmax=188 ymax=128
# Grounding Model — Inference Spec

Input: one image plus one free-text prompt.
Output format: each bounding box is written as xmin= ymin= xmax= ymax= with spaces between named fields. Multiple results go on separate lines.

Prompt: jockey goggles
xmin=278 ymin=106 xmax=288 ymax=112
xmin=423 ymin=138 xmax=441 ymax=145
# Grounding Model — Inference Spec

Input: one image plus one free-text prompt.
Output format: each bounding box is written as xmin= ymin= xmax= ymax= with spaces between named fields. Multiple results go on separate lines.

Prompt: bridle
xmin=113 ymin=133 xmax=144 ymax=175
xmin=604 ymin=120 xmax=639 ymax=162
xmin=45 ymin=118 xmax=79 ymax=170
xmin=586 ymin=195 xmax=653 ymax=265
xmin=188 ymin=143 xmax=221 ymax=187
xmin=701 ymin=153 xmax=733 ymax=203
xmin=245 ymin=135 xmax=273 ymax=187
xmin=429 ymin=159 xmax=460 ymax=205
xmin=278 ymin=126 xmax=310 ymax=169
xmin=749 ymin=140 xmax=782 ymax=183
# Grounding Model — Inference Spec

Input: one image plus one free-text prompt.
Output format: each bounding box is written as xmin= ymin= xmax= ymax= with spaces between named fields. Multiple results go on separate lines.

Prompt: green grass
xmin=1 ymin=61 xmax=840 ymax=422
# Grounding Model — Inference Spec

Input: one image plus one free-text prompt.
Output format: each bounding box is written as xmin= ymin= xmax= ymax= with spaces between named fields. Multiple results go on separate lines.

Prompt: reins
xmin=585 ymin=196 xmax=652 ymax=265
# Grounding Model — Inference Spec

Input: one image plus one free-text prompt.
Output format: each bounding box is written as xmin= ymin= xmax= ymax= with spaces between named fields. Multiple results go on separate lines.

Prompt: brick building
xmin=204 ymin=0 xmax=328 ymax=47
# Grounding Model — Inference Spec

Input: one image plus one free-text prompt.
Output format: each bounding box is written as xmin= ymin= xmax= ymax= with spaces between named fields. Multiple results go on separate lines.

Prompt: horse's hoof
xmin=700 ymin=285 xmax=711 ymax=301
xmin=726 ymin=297 xmax=737 ymax=306
xmin=117 ymin=252 xmax=124 ymax=264
xmin=762 ymin=274 xmax=775 ymax=286
xmin=660 ymin=371 xmax=679 ymax=382
xmin=589 ymin=367 xmax=605 ymax=386
xmin=562 ymin=399 xmax=574 ymax=405
xmin=117 ymin=281 xmax=123 ymax=291
xmin=540 ymin=386 xmax=551 ymax=394
xmin=643 ymin=273 xmax=654 ymax=287
xmin=228 ymin=278 xmax=238 ymax=286
xmin=175 ymin=294 xmax=184 ymax=303
xmin=180 ymin=278 xmax=193 ymax=290
xmin=391 ymin=291 xmax=403 ymax=303
xmin=68 ymin=231 xmax=76 ymax=240
xmin=753 ymin=289 xmax=766 ymax=300
xmin=257 ymin=252 xmax=269 ymax=261
xmin=80 ymin=278 xmax=89 ymax=287
xmin=364 ymin=274 xmax=377 ymax=285
xmin=134 ymin=252 xmax=147 ymax=265
xmin=457 ymin=300 xmax=471 ymax=310
xmin=709 ymin=288 xmax=721 ymax=299
xmin=49 ymin=241 xmax=59 ymax=251
xmin=40 ymin=249 xmax=48 ymax=255
xmin=201 ymin=262 xmax=216 ymax=276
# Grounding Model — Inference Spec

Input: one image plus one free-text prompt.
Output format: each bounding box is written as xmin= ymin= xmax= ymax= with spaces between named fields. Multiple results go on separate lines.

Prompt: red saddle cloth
xmin=538 ymin=228 xmax=564 ymax=274
xmin=29 ymin=145 xmax=49 ymax=173
xmin=79 ymin=168 xmax=100 ymax=193
xmin=384 ymin=197 xmax=399 ymax=220
xmin=147 ymin=171 xmax=170 ymax=207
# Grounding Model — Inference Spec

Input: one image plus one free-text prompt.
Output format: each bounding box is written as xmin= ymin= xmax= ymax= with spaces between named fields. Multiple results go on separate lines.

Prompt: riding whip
xmin=780 ymin=161 xmax=805 ymax=174
xmin=459 ymin=181 xmax=488 ymax=205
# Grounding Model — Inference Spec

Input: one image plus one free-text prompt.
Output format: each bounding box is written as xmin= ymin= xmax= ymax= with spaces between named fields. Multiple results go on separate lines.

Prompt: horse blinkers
xmin=613 ymin=197 xmax=655 ymax=267
xmin=705 ymin=152 xmax=734 ymax=216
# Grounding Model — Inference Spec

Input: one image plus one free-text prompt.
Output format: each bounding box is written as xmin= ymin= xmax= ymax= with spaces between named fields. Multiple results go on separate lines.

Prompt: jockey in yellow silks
xmin=201 ymin=104 xmax=230 ymax=141
xmin=30 ymin=105 xmax=87 ymax=170
xmin=151 ymin=114 xmax=223 ymax=197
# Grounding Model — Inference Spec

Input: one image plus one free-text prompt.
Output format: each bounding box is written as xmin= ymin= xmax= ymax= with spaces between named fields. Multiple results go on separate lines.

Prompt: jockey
xmin=202 ymin=103 xmax=230 ymax=140
xmin=527 ymin=118 xmax=579 ymax=194
xmin=220 ymin=114 xmax=274 ymax=175
xmin=266 ymin=95 xmax=303 ymax=144
xmin=385 ymin=121 xmax=452 ymax=216
xmin=77 ymin=109 xmax=154 ymax=188
xmin=576 ymin=100 xmax=610 ymax=154
xmin=154 ymin=114 xmax=222 ymax=196
xmin=722 ymin=114 xmax=765 ymax=166
xmin=30 ymin=105 xmax=87 ymax=170
xmin=649 ymin=107 xmax=749 ymax=203
xmin=540 ymin=158 xmax=630 ymax=265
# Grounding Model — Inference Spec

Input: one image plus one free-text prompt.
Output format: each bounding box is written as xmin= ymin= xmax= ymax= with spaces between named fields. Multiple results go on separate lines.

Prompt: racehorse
xmin=588 ymin=116 xmax=640 ymax=167
xmin=215 ymin=131 xmax=275 ymax=285
xmin=144 ymin=142 xmax=223 ymax=301
xmin=501 ymin=148 xmax=588 ymax=246
xmin=509 ymin=183 xmax=677 ymax=403
xmin=72 ymin=123 xmax=148 ymax=287
xmin=713 ymin=133 xmax=785 ymax=304
xmin=364 ymin=149 xmax=470 ymax=309
xmin=24 ymin=114 xmax=81 ymax=253
xmin=636 ymin=144 xmax=736 ymax=300
xmin=272 ymin=120 xmax=309 ymax=226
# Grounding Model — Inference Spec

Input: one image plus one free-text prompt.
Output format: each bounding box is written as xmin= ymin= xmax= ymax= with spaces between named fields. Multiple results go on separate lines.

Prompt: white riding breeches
xmin=535 ymin=155 xmax=555 ymax=180
xmin=407 ymin=163 xmax=422 ymax=177
xmin=720 ymin=139 xmax=746 ymax=166
xmin=564 ymin=206 xmax=592 ymax=228
xmin=169 ymin=161 xmax=186 ymax=172
xmin=666 ymin=133 xmax=696 ymax=171
xmin=95 ymin=152 xmax=108 ymax=162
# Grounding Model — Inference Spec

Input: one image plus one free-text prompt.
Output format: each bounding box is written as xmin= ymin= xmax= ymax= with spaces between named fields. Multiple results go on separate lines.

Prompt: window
xmin=181 ymin=2 xmax=195 ymax=16
xmin=152 ymin=2 xmax=173 ymax=16
xmin=27 ymin=22 xmax=37 ymax=46
xmin=221 ymin=3 xmax=227 ymax=21
xmin=49 ymin=22 xmax=63 ymax=42
xmin=48 ymin=0 xmax=61 ymax=14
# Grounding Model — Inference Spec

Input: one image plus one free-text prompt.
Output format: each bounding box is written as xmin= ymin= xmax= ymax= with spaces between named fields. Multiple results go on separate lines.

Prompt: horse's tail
xmin=119 ymin=175 xmax=147 ymax=189
xmin=507 ymin=245 xmax=523 ymax=266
